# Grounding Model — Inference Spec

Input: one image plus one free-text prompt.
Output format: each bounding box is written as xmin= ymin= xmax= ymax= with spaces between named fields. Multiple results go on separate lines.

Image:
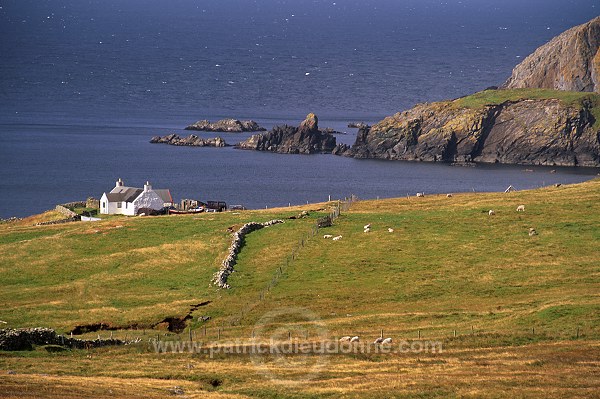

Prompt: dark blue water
xmin=0 ymin=0 xmax=598 ymax=218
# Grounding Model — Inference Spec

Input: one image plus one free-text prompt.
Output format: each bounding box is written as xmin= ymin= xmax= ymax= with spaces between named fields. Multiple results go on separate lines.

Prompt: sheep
xmin=363 ymin=227 xmax=370 ymax=233
xmin=488 ymin=210 xmax=495 ymax=216
xmin=529 ymin=228 xmax=537 ymax=236
xmin=323 ymin=234 xmax=333 ymax=239
xmin=382 ymin=337 xmax=393 ymax=344
xmin=388 ymin=228 xmax=394 ymax=233
xmin=416 ymin=192 xmax=425 ymax=197
xmin=339 ymin=336 xmax=351 ymax=342
xmin=350 ymin=336 xmax=360 ymax=343
xmin=517 ymin=205 xmax=525 ymax=212
xmin=447 ymin=193 xmax=453 ymax=198
xmin=373 ymin=337 xmax=384 ymax=344
xmin=364 ymin=223 xmax=371 ymax=230
xmin=332 ymin=235 xmax=343 ymax=241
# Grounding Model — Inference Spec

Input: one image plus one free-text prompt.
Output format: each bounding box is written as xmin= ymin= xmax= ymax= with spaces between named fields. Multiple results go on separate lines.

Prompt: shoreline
xmin=4 ymin=175 xmax=599 ymax=222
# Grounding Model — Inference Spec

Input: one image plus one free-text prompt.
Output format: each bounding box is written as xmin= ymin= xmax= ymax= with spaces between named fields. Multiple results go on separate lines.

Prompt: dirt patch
xmin=153 ymin=301 xmax=212 ymax=333
xmin=70 ymin=301 xmax=211 ymax=335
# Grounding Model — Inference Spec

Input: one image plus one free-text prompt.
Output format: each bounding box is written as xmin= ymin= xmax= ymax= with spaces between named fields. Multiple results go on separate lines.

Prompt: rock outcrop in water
xmin=236 ymin=113 xmax=337 ymax=154
xmin=339 ymin=91 xmax=600 ymax=167
xmin=503 ymin=16 xmax=600 ymax=93
xmin=150 ymin=134 xmax=228 ymax=147
xmin=185 ymin=119 xmax=266 ymax=132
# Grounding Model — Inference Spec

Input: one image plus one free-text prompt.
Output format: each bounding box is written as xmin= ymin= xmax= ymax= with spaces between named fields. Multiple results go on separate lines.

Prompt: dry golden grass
xmin=1 ymin=340 xmax=599 ymax=398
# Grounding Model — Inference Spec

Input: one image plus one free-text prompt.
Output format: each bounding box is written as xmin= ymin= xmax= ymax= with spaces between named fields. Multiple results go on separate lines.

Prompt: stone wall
xmin=86 ymin=197 xmax=100 ymax=209
xmin=36 ymin=217 xmax=80 ymax=226
xmin=55 ymin=205 xmax=78 ymax=218
xmin=0 ymin=328 xmax=129 ymax=351
xmin=212 ymin=220 xmax=284 ymax=289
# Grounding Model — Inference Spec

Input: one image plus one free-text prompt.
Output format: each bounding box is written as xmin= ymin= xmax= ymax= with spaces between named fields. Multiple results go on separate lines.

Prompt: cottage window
xmin=102 ymin=202 xmax=106 ymax=209
xmin=117 ymin=202 xmax=122 ymax=208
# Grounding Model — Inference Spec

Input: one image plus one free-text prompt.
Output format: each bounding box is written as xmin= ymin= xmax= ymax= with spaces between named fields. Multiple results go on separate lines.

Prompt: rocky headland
xmin=236 ymin=113 xmax=337 ymax=154
xmin=503 ymin=16 xmax=600 ymax=93
xmin=185 ymin=119 xmax=266 ymax=132
xmin=337 ymin=90 xmax=600 ymax=167
xmin=150 ymin=134 xmax=228 ymax=147
xmin=334 ymin=16 xmax=600 ymax=167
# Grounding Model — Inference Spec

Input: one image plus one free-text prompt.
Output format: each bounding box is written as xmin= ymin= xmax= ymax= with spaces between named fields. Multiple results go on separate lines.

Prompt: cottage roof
xmin=153 ymin=189 xmax=173 ymax=204
xmin=106 ymin=187 xmax=143 ymax=203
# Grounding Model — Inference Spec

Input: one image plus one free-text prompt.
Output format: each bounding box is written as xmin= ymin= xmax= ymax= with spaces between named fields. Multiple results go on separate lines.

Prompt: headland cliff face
xmin=341 ymin=93 xmax=600 ymax=167
xmin=503 ymin=16 xmax=600 ymax=93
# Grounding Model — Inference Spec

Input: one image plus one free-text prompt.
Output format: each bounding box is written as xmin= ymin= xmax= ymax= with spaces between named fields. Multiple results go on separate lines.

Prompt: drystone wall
xmin=212 ymin=220 xmax=284 ymax=289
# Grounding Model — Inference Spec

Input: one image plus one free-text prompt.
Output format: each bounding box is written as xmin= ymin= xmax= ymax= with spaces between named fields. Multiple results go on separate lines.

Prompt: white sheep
xmin=373 ymin=337 xmax=384 ymax=344
xmin=364 ymin=223 xmax=371 ymax=230
xmin=350 ymin=336 xmax=360 ymax=343
xmin=447 ymin=193 xmax=453 ymax=198
xmin=517 ymin=205 xmax=525 ymax=212
xmin=339 ymin=336 xmax=351 ymax=342
xmin=489 ymin=210 xmax=495 ymax=216
xmin=323 ymin=234 xmax=333 ymax=239
xmin=529 ymin=228 xmax=537 ymax=236
xmin=363 ymin=227 xmax=370 ymax=233
xmin=382 ymin=337 xmax=393 ymax=344
xmin=332 ymin=235 xmax=343 ymax=241
xmin=388 ymin=228 xmax=394 ymax=233
xmin=416 ymin=192 xmax=425 ymax=197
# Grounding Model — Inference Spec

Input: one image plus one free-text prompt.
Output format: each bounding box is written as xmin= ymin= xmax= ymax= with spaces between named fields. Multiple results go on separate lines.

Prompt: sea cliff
xmin=339 ymin=90 xmax=600 ymax=167
xmin=503 ymin=16 xmax=600 ymax=93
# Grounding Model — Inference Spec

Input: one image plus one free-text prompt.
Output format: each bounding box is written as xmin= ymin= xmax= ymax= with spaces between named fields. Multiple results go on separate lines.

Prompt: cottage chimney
xmin=144 ymin=181 xmax=152 ymax=192
xmin=115 ymin=178 xmax=124 ymax=188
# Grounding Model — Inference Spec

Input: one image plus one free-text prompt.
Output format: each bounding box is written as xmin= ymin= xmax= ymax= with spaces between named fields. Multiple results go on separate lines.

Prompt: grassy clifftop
xmin=1 ymin=180 xmax=600 ymax=398
xmin=453 ymin=88 xmax=600 ymax=109
xmin=453 ymin=89 xmax=600 ymax=128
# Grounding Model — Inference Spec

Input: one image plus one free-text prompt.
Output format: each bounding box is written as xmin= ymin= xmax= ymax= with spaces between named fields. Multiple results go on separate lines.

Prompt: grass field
xmin=452 ymin=89 xmax=600 ymax=128
xmin=1 ymin=179 xmax=599 ymax=398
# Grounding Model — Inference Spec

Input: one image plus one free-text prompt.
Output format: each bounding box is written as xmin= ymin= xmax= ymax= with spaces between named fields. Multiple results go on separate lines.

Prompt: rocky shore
xmin=185 ymin=119 xmax=266 ymax=132
xmin=337 ymin=94 xmax=600 ymax=167
xmin=150 ymin=134 xmax=228 ymax=147
xmin=236 ymin=113 xmax=337 ymax=154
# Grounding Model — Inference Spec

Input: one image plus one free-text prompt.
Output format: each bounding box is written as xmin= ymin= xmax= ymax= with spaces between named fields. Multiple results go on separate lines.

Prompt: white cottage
xmin=100 ymin=179 xmax=173 ymax=216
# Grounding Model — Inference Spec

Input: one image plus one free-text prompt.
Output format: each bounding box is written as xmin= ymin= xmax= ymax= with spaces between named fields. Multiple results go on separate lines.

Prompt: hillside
xmin=1 ymin=180 xmax=599 ymax=398
xmin=340 ymin=89 xmax=600 ymax=166
xmin=503 ymin=16 xmax=600 ymax=93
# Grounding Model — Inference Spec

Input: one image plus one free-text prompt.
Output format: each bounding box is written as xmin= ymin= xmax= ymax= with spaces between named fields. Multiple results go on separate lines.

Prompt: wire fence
xmin=224 ymin=195 xmax=358 ymax=327
xmin=95 ymin=324 xmax=593 ymax=347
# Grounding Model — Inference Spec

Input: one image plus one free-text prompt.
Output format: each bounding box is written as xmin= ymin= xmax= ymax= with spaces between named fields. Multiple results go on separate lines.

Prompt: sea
xmin=1 ymin=0 xmax=598 ymax=218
